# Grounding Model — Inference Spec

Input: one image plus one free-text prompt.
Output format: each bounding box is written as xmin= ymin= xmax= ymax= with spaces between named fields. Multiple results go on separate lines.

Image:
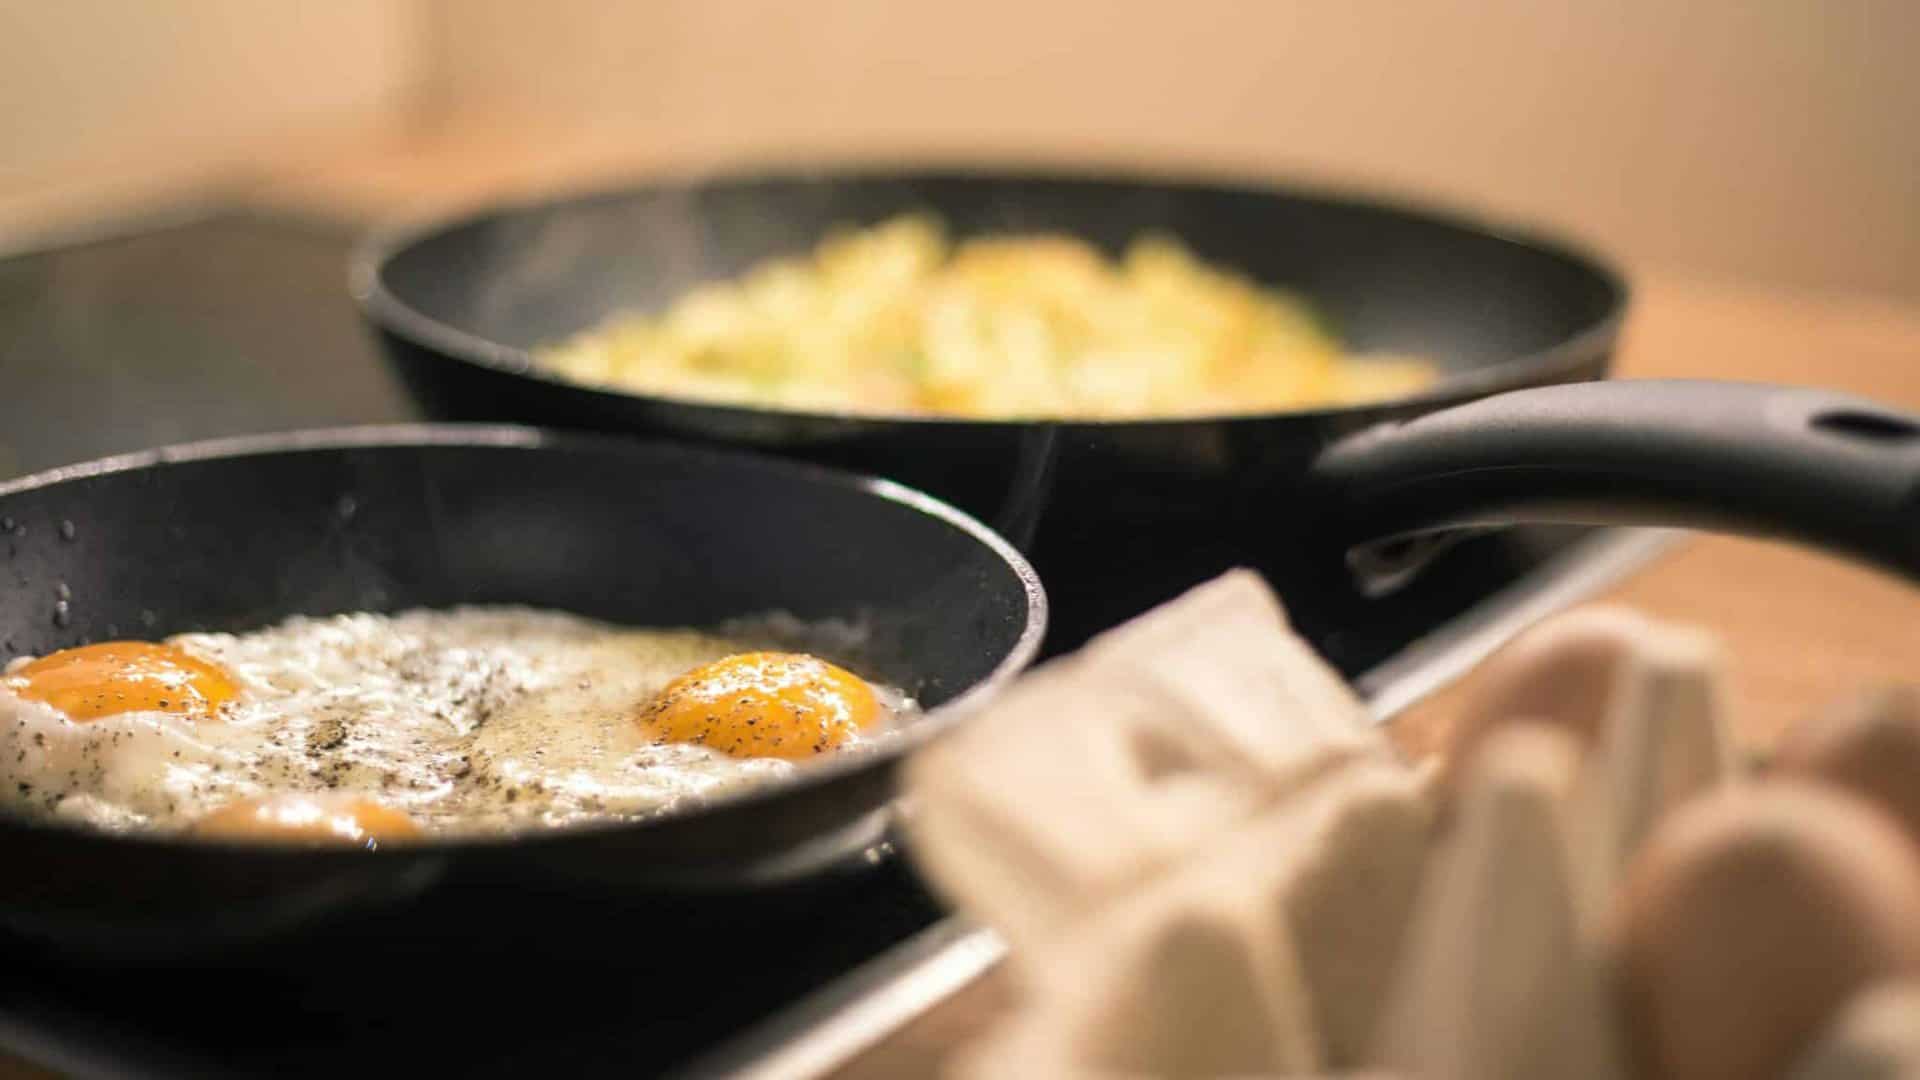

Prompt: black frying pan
xmin=354 ymin=168 xmax=1627 ymax=652
xmin=0 ymin=427 xmax=1043 ymax=952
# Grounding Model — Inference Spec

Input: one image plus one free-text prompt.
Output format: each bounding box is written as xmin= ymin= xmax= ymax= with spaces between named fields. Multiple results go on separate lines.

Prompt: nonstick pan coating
xmin=355 ymin=168 xmax=1626 ymax=652
xmin=0 ymin=426 xmax=1043 ymax=949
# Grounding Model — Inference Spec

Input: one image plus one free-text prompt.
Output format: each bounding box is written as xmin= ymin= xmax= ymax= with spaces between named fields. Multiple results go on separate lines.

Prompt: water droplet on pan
xmin=53 ymin=601 xmax=71 ymax=628
xmin=58 ymin=520 xmax=75 ymax=541
xmin=54 ymin=583 xmax=70 ymax=602
xmin=336 ymin=495 xmax=359 ymax=522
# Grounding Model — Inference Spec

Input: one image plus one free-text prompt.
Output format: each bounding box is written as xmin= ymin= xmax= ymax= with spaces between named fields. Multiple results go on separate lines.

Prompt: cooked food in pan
xmin=534 ymin=214 xmax=1436 ymax=419
xmin=0 ymin=606 xmax=908 ymax=846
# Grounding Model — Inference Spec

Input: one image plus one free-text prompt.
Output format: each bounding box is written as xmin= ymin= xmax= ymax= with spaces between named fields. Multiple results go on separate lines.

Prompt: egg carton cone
xmin=1443 ymin=605 xmax=1661 ymax=786
xmin=1372 ymin=724 xmax=1627 ymax=1080
xmin=951 ymin=756 xmax=1432 ymax=1079
xmin=1438 ymin=605 xmax=1735 ymax=922
xmin=904 ymin=569 xmax=1384 ymax=951
xmin=1582 ymin=621 xmax=1734 ymax=901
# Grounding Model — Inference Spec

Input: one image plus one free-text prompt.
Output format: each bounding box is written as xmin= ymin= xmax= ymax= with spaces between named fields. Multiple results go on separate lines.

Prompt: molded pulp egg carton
xmin=904 ymin=572 xmax=1920 ymax=1080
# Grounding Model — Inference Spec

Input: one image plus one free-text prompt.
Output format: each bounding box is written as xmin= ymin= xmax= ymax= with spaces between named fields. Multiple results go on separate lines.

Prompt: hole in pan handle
xmin=1307 ymin=379 xmax=1920 ymax=589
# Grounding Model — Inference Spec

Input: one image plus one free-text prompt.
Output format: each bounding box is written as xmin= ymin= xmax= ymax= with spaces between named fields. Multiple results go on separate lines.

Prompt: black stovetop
xmin=0 ymin=211 xmax=1614 ymax=1079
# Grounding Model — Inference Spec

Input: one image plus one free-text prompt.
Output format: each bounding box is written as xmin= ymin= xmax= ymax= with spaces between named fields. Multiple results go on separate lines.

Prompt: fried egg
xmin=0 ymin=607 xmax=908 ymax=845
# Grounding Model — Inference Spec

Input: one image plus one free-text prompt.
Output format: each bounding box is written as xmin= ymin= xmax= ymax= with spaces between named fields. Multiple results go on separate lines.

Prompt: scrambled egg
xmin=535 ymin=215 xmax=1436 ymax=419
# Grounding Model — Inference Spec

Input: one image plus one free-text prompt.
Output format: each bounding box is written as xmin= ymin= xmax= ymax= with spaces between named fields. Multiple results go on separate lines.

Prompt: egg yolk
xmin=192 ymin=795 xmax=421 ymax=849
xmin=4 ymin=641 xmax=237 ymax=722
xmin=637 ymin=651 xmax=880 ymax=760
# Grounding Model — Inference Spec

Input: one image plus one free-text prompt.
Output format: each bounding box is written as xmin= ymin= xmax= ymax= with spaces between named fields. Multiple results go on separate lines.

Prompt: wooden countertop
xmin=4 ymin=144 xmax=1920 ymax=1078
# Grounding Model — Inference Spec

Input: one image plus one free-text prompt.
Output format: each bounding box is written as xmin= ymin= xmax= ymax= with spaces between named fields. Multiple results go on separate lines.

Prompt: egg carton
xmin=903 ymin=572 xmax=1920 ymax=1079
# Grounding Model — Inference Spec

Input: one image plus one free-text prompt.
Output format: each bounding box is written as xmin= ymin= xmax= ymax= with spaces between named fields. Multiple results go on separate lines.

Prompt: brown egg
xmin=1775 ymin=685 xmax=1920 ymax=848
xmin=1441 ymin=606 xmax=1653 ymax=789
xmin=1592 ymin=622 xmax=1732 ymax=880
xmin=1611 ymin=782 xmax=1920 ymax=1080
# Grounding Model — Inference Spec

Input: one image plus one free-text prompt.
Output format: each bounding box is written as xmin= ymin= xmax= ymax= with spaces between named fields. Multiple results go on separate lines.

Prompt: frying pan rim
xmin=349 ymin=162 xmax=1631 ymax=429
xmin=0 ymin=422 xmax=1047 ymax=857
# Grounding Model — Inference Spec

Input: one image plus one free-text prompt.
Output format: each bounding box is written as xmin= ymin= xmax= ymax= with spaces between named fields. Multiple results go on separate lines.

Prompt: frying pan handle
xmin=1310 ymin=380 xmax=1920 ymax=582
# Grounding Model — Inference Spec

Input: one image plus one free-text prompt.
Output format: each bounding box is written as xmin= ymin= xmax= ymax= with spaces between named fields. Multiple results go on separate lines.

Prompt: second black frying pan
xmin=354 ymin=168 xmax=1627 ymax=652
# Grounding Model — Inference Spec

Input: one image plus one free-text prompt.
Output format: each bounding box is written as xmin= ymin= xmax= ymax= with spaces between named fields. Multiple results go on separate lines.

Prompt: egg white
xmin=0 ymin=607 xmax=906 ymax=837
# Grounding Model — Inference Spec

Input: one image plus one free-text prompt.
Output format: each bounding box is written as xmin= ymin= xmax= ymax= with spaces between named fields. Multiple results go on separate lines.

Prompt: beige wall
xmin=425 ymin=0 xmax=1920 ymax=299
xmin=0 ymin=0 xmax=421 ymax=231
xmin=3 ymin=1 xmax=1914 ymax=298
